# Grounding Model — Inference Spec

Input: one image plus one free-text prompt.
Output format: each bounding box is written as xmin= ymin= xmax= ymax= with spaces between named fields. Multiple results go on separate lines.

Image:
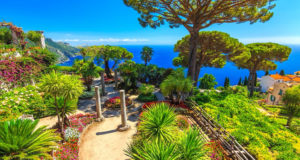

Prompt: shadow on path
xmin=96 ymin=129 xmax=117 ymax=136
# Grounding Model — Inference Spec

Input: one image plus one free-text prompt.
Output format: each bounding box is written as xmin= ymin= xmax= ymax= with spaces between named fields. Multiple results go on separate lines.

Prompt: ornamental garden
xmin=1 ymin=1 xmax=300 ymax=160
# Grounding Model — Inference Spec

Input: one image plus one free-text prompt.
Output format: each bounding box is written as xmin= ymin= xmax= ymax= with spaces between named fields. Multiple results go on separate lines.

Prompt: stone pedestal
xmin=117 ymin=90 xmax=130 ymax=131
xmin=95 ymin=86 xmax=104 ymax=122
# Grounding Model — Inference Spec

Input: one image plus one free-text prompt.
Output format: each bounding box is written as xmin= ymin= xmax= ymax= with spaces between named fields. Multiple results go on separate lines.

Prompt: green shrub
xmin=0 ymin=119 xmax=60 ymax=159
xmin=0 ymin=27 xmax=12 ymax=44
xmin=137 ymin=94 xmax=157 ymax=102
xmin=138 ymin=84 xmax=155 ymax=95
xmin=55 ymin=65 xmax=76 ymax=72
xmin=0 ymin=85 xmax=51 ymax=121
xmin=195 ymin=92 xmax=300 ymax=159
xmin=26 ymin=31 xmax=41 ymax=44
xmin=79 ymin=89 xmax=95 ymax=99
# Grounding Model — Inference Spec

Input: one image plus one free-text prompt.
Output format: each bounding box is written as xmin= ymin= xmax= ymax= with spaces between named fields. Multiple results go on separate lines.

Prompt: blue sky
xmin=1 ymin=0 xmax=300 ymax=46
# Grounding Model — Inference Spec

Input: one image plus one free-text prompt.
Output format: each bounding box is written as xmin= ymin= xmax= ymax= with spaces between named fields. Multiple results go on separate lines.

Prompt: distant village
xmin=260 ymin=71 xmax=300 ymax=105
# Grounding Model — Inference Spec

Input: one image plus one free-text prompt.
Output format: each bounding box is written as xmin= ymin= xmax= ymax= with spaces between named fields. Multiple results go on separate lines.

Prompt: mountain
xmin=45 ymin=38 xmax=79 ymax=62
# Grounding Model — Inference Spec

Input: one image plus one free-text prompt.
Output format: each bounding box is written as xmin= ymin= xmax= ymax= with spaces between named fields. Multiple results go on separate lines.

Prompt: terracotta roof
xmin=270 ymin=74 xmax=299 ymax=82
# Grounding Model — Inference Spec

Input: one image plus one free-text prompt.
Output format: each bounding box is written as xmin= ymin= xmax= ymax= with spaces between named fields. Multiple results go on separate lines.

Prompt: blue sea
xmin=59 ymin=45 xmax=300 ymax=87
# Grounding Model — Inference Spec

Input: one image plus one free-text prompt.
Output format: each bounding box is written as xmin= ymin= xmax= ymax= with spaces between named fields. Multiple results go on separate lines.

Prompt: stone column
xmin=95 ymin=86 xmax=104 ymax=122
xmin=114 ymin=70 xmax=118 ymax=89
xmin=117 ymin=90 xmax=130 ymax=131
xmin=101 ymin=72 xmax=106 ymax=96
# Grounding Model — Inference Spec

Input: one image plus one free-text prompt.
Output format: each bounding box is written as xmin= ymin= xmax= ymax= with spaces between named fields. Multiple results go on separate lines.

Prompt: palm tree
xmin=0 ymin=119 xmax=60 ymax=159
xmin=178 ymin=128 xmax=207 ymax=160
xmin=282 ymin=85 xmax=300 ymax=127
xmin=160 ymin=68 xmax=193 ymax=104
xmin=141 ymin=46 xmax=154 ymax=66
xmin=139 ymin=103 xmax=176 ymax=142
xmin=39 ymin=71 xmax=84 ymax=138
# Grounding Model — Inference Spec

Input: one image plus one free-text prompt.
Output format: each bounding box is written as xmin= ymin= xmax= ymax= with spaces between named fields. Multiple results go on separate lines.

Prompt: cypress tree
xmin=265 ymin=70 xmax=269 ymax=75
xmin=238 ymin=77 xmax=242 ymax=85
xmin=224 ymin=77 xmax=230 ymax=88
xmin=243 ymin=76 xmax=248 ymax=86
xmin=280 ymin=69 xmax=285 ymax=76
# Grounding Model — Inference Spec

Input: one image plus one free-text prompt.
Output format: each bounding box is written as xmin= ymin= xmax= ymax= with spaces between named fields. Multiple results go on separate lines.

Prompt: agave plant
xmin=0 ymin=119 xmax=61 ymax=159
xmin=139 ymin=103 xmax=176 ymax=142
xmin=125 ymin=140 xmax=179 ymax=160
xmin=178 ymin=128 xmax=207 ymax=160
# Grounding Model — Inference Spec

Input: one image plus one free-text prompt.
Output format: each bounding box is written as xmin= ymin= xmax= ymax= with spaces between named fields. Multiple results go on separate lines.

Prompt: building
xmin=260 ymin=72 xmax=300 ymax=92
xmin=262 ymin=71 xmax=300 ymax=105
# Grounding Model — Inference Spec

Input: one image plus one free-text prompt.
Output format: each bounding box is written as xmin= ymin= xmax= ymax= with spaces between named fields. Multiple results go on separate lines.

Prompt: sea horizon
xmin=59 ymin=44 xmax=300 ymax=87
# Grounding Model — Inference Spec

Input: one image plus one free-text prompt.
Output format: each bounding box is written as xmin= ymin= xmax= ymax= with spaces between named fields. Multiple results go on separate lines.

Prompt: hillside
xmin=45 ymin=38 xmax=79 ymax=62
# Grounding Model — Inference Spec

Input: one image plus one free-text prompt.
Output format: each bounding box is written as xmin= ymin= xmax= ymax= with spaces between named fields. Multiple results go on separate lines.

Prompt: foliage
xmin=73 ymin=59 xmax=101 ymax=91
xmin=137 ymin=94 xmax=157 ymax=102
xmin=0 ymin=57 xmax=38 ymax=89
xmin=84 ymin=45 xmax=133 ymax=78
xmin=138 ymin=83 xmax=157 ymax=102
xmin=0 ymin=119 xmax=60 ymax=159
xmin=0 ymin=85 xmax=51 ymax=121
xmin=138 ymin=83 xmax=155 ymax=95
xmin=224 ymin=77 xmax=230 ymax=88
xmin=160 ymin=68 xmax=193 ymax=104
xmin=282 ymin=85 xmax=300 ymax=127
xmin=280 ymin=69 xmax=285 ymax=76
xmin=140 ymin=46 xmax=153 ymax=66
xmin=126 ymin=103 xmax=207 ymax=160
xmin=175 ymin=115 xmax=190 ymax=130
xmin=192 ymin=91 xmax=300 ymax=159
xmin=173 ymin=31 xmax=249 ymax=81
xmin=118 ymin=60 xmax=138 ymax=91
xmin=236 ymin=43 xmax=291 ymax=97
xmin=124 ymin=0 xmax=275 ymax=81
xmin=0 ymin=27 xmax=12 ymax=44
xmin=139 ymin=103 xmax=177 ymax=142
xmin=178 ymin=128 xmax=207 ymax=160
xmin=198 ymin=74 xmax=217 ymax=89
xmin=54 ymin=65 xmax=76 ymax=72
xmin=39 ymin=71 xmax=84 ymax=139
xmin=126 ymin=140 xmax=180 ymax=160
xmin=55 ymin=113 xmax=96 ymax=160
xmin=26 ymin=31 xmax=41 ymax=45
xmin=79 ymin=89 xmax=95 ymax=99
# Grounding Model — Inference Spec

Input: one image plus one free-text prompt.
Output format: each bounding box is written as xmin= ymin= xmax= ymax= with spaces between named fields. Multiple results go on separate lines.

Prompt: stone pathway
xmin=154 ymin=88 xmax=165 ymax=101
xmin=77 ymin=77 xmax=142 ymax=160
xmin=79 ymin=103 xmax=140 ymax=160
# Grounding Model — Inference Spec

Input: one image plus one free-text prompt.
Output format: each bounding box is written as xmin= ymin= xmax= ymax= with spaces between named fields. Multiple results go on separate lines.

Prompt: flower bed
xmin=54 ymin=113 xmax=96 ymax=160
xmin=104 ymin=96 xmax=132 ymax=108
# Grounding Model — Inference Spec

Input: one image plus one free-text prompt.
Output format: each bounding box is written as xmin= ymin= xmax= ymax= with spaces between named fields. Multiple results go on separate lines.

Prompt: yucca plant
xmin=178 ymin=128 xmax=207 ymax=160
xmin=125 ymin=140 xmax=180 ymax=160
xmin=139 ymin=103 xmax=176 ymax=142
xmin=0 ymin=119 xmax=60 ymax=159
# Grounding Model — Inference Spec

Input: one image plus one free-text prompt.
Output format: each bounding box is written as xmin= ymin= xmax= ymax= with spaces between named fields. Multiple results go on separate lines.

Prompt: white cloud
xmin=240 ymin=36 xmax=300 ymax=45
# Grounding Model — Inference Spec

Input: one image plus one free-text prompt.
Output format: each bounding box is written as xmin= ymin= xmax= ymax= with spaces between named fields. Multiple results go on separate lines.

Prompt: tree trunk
xmin=145 ymin=61 xmax=147 ymax=66
xmin=104 ymin=60 xmax=112 ymax=78
xmin=248 ymin=70 xmax=256 ymax=97
xmin=287 ymin=115 xmax=293 ymax=127
xmin=194 ymin=61 xmax=202 ymax=85
xmin=187 ymin=31 xmax=199 ymax=83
